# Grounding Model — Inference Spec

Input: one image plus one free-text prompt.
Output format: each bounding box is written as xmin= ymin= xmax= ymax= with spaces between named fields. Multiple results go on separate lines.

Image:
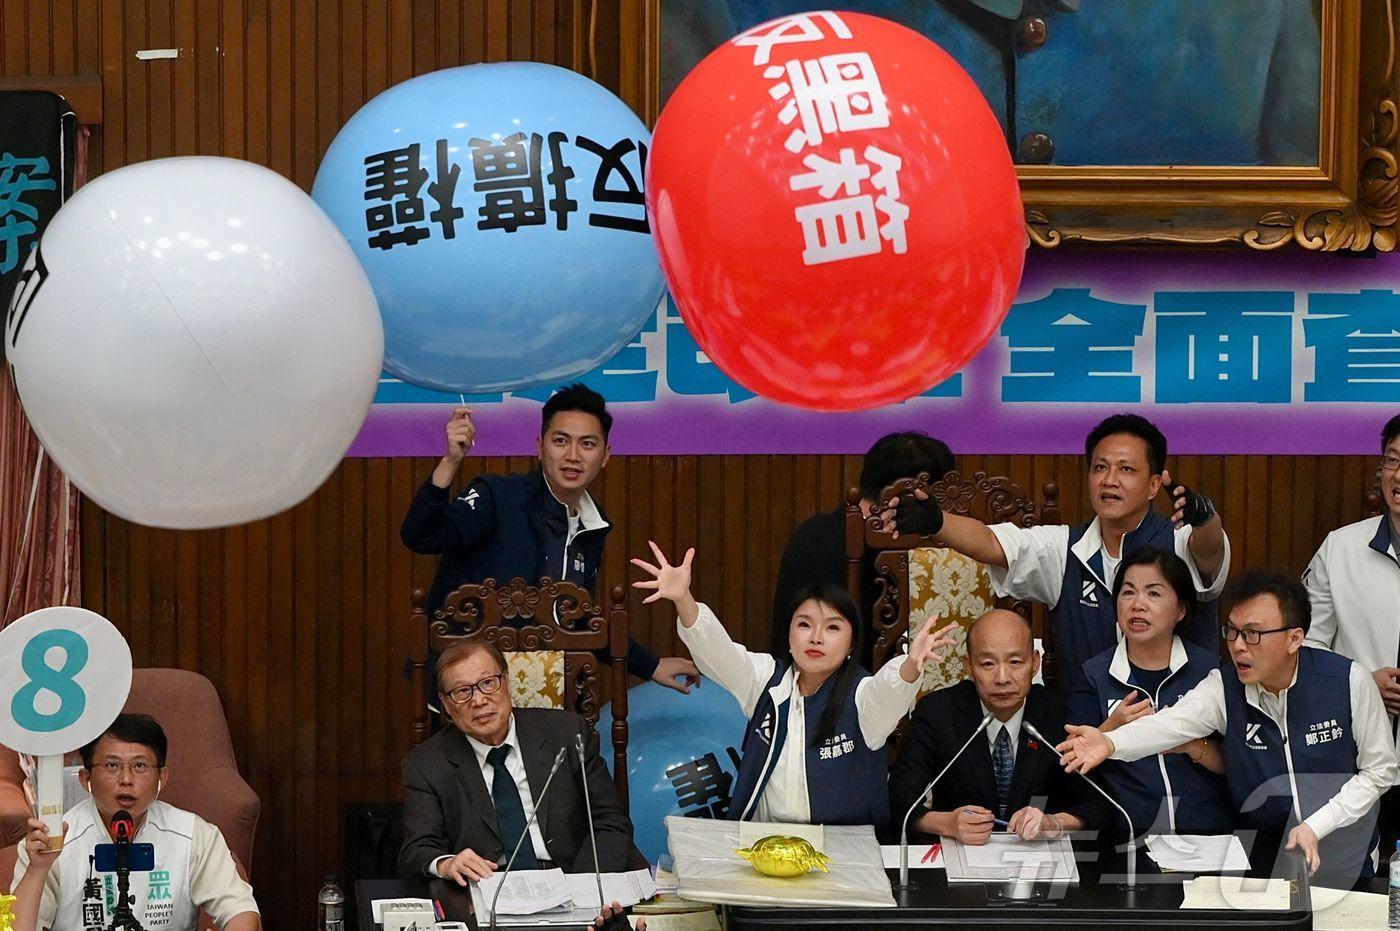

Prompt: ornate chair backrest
xmin=408 ymin=578 xmax=630 ymax=803
xmin=845 ymin=470 xmax=1063 ymax=692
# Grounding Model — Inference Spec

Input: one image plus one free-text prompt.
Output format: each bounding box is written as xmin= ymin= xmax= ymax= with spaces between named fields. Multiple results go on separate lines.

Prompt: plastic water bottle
xmin=318 ymin=874 xmax=345 ymax=931
xmin=1389 ymin=842 xmax=1400 ymax=930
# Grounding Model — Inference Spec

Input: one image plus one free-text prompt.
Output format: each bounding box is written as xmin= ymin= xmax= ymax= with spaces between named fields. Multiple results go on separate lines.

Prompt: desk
xmin=723 ymin=843 xmax=1313 ymax=930
xmin=358 ymin=844 xmax=1316 ymax=931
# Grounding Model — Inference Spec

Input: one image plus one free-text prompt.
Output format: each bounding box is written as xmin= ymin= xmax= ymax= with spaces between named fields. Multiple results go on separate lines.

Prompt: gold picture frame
xmin=632 ymin=0 xmax=1397 ymax=251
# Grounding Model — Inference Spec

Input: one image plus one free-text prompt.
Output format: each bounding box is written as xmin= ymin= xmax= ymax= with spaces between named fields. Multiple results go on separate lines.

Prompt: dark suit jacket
xmin=399 ymin=707 xmax=640 ymax=879
xmin=889 ymin=681 xmax=1105 ymax=834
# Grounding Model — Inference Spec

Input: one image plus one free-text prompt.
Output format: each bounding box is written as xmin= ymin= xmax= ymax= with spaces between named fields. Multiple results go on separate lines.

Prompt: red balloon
xmin=649 ymin=11 xmax=1024 ymax=411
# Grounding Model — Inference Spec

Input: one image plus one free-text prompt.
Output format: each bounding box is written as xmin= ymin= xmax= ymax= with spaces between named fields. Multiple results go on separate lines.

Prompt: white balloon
xmin=4 ymin=157 xmax=384 ymax=529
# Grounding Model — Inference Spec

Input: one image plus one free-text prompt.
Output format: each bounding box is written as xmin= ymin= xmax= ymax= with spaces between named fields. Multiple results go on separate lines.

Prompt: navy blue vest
xmin=1075 ymin=639 xmax=1232 ymax=834
xmin=728 ymin=665 xmax=890 ymax=829
xmin=1220 ymin=647 xmax=1377 ymax=884
xmin=1056 ymin=512 xmax=1218 ymax=689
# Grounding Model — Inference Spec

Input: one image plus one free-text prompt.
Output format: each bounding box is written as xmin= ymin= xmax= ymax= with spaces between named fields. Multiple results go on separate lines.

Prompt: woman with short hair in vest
xmin=632 ymin=542 xmax=956 ymax=828
xmin=1067 ymin=548 xmax=1232 ymax=836
xmin=1059 ymin=569 xmax=1399 ymax=888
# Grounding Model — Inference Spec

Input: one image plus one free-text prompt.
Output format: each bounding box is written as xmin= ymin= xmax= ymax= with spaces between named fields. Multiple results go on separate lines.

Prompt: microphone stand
xmin=576 ymin=734 xmax=629 ymax=931
xmin=1022 ymin=722 xmax=1140 ymax=891
xmin=898 ymin=711 xmax=995 ymax=889
xmin=488 ymin=747 xmax=567 ymax=931
xmin=107 ymin=814 xmax=146 ymax=931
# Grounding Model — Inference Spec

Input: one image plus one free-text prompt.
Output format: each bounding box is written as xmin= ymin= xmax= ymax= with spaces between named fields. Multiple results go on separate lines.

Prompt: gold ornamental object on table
xmin=0 ymin=892 xmax=15 ymax=931
xmin=735 ymin=835 xmax=832 ymax=877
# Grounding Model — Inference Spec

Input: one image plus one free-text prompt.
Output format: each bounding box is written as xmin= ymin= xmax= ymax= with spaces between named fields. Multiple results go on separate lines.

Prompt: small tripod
xmin=105 ymin=842 xmax=146 ymax=931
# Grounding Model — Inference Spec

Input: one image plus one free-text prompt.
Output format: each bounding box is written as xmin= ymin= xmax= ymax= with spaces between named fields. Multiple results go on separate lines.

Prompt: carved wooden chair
xmin=408 ymin=577 xmax=631 ymax=803
xmin=845 ymin=470 xmax=1064 ymax=692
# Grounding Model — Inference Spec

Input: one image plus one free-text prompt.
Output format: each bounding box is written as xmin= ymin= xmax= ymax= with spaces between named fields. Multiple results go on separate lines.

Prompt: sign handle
xmin=35 ymin=753 xmax=65 ymax=850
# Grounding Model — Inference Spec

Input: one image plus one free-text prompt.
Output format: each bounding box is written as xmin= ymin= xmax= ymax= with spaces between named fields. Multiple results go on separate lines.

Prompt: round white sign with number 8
xmin=0 ymin=606 xmax=133 ymax=756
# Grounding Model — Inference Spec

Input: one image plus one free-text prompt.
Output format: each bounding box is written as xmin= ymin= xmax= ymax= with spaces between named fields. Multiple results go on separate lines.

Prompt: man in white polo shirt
xmin=1304 ymin=413 xmax=1400 ymax=858
xmin=11 ymin=714 xmax=259 ymax=931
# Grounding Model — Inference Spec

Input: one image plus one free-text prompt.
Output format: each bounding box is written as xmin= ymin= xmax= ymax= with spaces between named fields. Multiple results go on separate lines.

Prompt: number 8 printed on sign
xmin=11 ymin=628 xmax=89 ymax=732
xmin=0 ymin=607 xmax=132 ymax=758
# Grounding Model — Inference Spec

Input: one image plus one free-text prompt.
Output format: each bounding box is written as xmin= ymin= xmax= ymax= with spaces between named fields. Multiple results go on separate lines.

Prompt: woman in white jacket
xmin=633 ymin=542 xmax=955 ymax=828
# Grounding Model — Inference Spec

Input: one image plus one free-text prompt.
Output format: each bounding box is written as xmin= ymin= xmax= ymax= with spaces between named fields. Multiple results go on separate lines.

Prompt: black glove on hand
xmin=1169 ymin=483 xmax=1216 ymax=527
xmin=894 ymin=494 xmax=944 ymax=536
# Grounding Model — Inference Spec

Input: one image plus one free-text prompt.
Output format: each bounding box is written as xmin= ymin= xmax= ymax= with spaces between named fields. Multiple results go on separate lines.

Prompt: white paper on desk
xmin=564 ymin=868 xmax=658 ymax=909
xmin=943 ymin=834 xmax=1078 ymax=883
xmin=1309 ymin=886 xmax=1388 ymax=930
xmin=1144 ymin=834 xmax=1250 ymax=873
xmin=472 ymin=868 xmax=574 ymax=915
xmin=369 ymin=898 xmax=432 ymax=922
xmin=477 ymin=905 xmax=603 ymax=926
xmin=879 ymin=843 xmax=943 ymax=869
xmin=625 ymin=913 xmax=721 ymax=931
xmin=1180 ymin=875 xmax=1290 ymax=911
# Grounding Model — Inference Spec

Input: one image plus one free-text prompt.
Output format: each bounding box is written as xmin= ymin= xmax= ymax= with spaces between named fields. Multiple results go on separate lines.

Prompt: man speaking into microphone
xmin=890 ymin=610 xmax=1104 ymax=844
xmin=10 ymin=714 xmax=260 ymax=931
xmin=399 ymin=641 xmax=642 ymax=883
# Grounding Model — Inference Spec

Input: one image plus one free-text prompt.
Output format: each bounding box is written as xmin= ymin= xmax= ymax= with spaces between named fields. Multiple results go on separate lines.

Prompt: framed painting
xmin=638 ymin=0 xmax=1398 ymax=250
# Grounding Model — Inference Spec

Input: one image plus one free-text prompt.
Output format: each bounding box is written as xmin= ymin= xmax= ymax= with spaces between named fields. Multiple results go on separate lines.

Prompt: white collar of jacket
xmin=1070 ymin=512 xmax=1150 ymax=586
xmin=1107 ymin=635 xmax=1188 ymax=695
xmin=543 ymin=478 xmax=609 ymax=533
xmin=768 ymin=665 xmax=798 ymax=706
xmin=1369 ymin=514 xmax=1398 ymax=562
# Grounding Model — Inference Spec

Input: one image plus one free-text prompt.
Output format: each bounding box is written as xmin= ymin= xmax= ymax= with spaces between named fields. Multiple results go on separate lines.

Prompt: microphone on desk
xmin=489 ymin=746 xmax=568 ymax=931
xmin=576 ymin=732 xmax=630 ymax=931
xmin=898 ymin=711 xmax=995 ymax=889
xmin=1021 ymin=721 xmax=1140 ymax=890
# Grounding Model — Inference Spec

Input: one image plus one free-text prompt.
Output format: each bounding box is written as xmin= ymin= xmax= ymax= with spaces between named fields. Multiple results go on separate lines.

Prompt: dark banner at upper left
xmin=0 ymin=91 xmax=76 ymax=361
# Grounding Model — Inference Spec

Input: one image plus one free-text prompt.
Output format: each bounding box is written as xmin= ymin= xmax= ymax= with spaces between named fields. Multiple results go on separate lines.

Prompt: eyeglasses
xmin=443 ymin=674 xmax=504 ymax=705
xmin=1381 ymin=456 xmax=1400 ymax=472
xmin=91 ymin=759 xmax=158 ymax=778
xmin=1220 ymin=624 xmax=1294 ymax=645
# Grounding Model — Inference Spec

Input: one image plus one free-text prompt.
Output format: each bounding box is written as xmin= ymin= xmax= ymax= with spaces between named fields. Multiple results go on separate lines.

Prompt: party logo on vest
xmin=1080 ymin=579 xmax=1099 ymax=608
xmin=1245 ymin=723 xmax=1268 ymax=750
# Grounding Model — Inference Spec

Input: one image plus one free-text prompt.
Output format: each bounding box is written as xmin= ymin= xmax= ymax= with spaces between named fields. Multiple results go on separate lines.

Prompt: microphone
xmin=576 ymin=733 xmax=628 ymax=931
xmin=488 ymin=746 xmax=567 ymax=930
xmin=898 ymin=711 xmax=995 ymax=889
xmin=110 ymin=809 xmax=135 ymax=844
xmin=106 ymin=809 xmax=144 ymax=930
xmin=1021 ymin=721 xmax=1139 ymax=889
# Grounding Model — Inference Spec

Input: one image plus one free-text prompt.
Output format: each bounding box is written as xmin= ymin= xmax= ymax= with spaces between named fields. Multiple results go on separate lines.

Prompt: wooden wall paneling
xmin=3 ymin=0 xmax=28 ymax=75
xmin=363 ymin=457 xmax=391 ymax=798
xmin=193 ymin=0 xmax=219 ymax=155
xmin=54 ymin=0 xmax=74 ymax=74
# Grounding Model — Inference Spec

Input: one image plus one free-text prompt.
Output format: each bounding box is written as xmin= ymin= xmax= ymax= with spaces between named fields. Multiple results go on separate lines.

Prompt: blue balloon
xmin=312 ymin=62 xmax=663 ymax=393
xmin=597 ymin=681 xmax=749 ymax=863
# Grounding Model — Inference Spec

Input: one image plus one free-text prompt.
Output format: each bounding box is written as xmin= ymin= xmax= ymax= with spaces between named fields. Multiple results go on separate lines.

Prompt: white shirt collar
xmin=1107 ymin=636 xmax=1188 ymax=693
xmin=1245 ymin=657 xmax=1301 ymax=718
xmin=981 ymin=700 xmax=1027 ymax=759
xmin=464 ymin=712 xmax=519 ymax=769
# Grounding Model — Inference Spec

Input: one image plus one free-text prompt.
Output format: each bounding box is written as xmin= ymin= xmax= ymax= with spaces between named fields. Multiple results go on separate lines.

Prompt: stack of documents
xmin=1180 ymin=875 xmax=1290 ymax=911
xmin=1144 ymin=834 xmax=1250 ymax=873
xmin=469 ymin=867 xmax=657 ymax=925
xmin=942 ymin=834 xmax=1079 ymax=883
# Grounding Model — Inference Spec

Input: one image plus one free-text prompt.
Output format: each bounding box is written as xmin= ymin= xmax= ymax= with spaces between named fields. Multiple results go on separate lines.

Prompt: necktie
xmin=992 ymin=725 xmax=1014 ymax=821
xmin=486 ymin=744 xmax=538 ymax=869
